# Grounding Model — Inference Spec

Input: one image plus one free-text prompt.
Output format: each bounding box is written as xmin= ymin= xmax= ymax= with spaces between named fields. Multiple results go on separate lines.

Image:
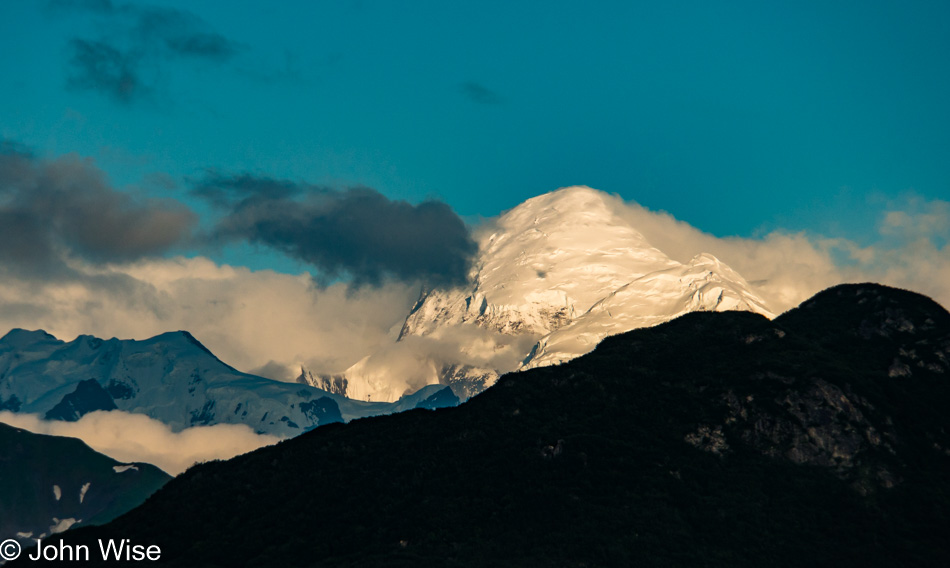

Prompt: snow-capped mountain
xmin=0 ymin=329 xmax=457 ymax=438
xmin=326 ymin=186 xmax=774 ymax=402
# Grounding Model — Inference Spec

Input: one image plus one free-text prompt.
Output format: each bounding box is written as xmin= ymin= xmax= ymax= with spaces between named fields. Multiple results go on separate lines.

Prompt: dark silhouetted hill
xmin=0 ymin=423 xmax=170 ymax=547
xmin=20 ymin=283 xmax=950 ymax=567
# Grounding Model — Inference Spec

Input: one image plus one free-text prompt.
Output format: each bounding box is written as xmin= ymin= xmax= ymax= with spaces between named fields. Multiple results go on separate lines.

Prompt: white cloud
xmin=342 ymin=323 xmax=541 ymax=400
xmin=0 ymin=410 xmax=280 ymax=476
xmin=603 ymin=193 xmax=950 ymax=313
xmin=0 ymin=256 xmax=417 ymax=378
xmin=879 ymin=196 xmax=950 ymax=242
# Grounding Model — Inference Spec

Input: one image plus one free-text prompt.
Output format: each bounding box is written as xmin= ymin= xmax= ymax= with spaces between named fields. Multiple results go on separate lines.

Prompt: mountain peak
xmin=149 ymin=330 xmax=216 ymax=354
xmin=799 ymin=282 xmax=948 ymax=315
xmin=475 ymin=187 xmax=676 ymax=315
xmin=0 ymin=328 xmax=60 ymax=348
xmin=347 ymin=187 xmax=777 ymax=402
xmin=509 ymin=185 xmax=620 ymax=217
xmin=780 ymin=283 xmax=950 ymax=340
xmin=490 ymin=186 xmax=657 ymax=255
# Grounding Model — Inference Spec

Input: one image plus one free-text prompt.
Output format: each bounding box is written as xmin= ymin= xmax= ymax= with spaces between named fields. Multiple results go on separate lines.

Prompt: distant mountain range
xmin=31 ymin=283 xmax=950 ymax=567
xmin=0 ymin=423 xmax=170 ymax=549
xmin=303 ymin=186 xmax=774 ymax=402
xmin=0 ymin=329 xmax=458 ymax=438
xmin=0 ymin=328 xmax=459 ymax=556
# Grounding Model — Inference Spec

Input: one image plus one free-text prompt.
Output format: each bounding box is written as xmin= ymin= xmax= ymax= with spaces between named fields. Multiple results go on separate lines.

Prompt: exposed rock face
xmin=413 ymin=386 xmax=461 ymax=410
xmin=684 ymin=424 xmax=730 ymax=455
xmin=44 ymin=379 xmax=118 ymax=421
xmin=721 ymin=380 xmax=900 ymax=492
xmin=675 ymin=283 xmax=950 ymax=493
xmin=296 ymin=368 xmax=348 ymax=396
xmin=437 ymin=363 xmax=499 ymax=401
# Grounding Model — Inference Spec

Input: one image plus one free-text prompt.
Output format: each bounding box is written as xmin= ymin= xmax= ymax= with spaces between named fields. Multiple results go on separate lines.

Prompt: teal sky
xmin=2 ymin=0 xmax=948 ymax=273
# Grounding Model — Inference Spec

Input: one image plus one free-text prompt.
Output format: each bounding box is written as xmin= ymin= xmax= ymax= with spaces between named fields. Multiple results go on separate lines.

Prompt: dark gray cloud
xmin=132 ymin=6 xmax=239 ymax=61
xmin=191 ymin=173 xmax=298 ymax=207
xmin=193 ymin=174 xmax=476 ymax=288
xmin=66 ymin=38 xmax=142 ymax=104
xmin=164 ymin=32 xmax=236 ymax=60
xmin=460 ymin=82 xmax=504 ymax=105
xmin=0 ymin=141 xmax=196 ymax=276
xmin=50 ymin=0 xmax=241 ymax=103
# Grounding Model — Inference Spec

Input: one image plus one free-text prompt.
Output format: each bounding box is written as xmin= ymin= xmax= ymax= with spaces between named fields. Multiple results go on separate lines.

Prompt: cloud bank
xmin=599 ymin=192 xmax=950 ymax=312
xmin=0 ymin=410 xmax=279 ymax=476
xmin=345 ymin=324 xmax=542 ymax=399
xmin=0 ymin=256 xmax=417 ymax=377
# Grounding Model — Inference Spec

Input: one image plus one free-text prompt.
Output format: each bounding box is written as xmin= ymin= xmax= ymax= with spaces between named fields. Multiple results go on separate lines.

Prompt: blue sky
xmin=1 ymin=0 xmax=949 ymax=274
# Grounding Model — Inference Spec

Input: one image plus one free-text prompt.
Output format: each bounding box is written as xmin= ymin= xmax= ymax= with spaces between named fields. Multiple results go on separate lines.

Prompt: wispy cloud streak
xmin=50 ymin=0 xmax=242 ymax=103
xmin=459 ymin=81 xmax=504 ymax=105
